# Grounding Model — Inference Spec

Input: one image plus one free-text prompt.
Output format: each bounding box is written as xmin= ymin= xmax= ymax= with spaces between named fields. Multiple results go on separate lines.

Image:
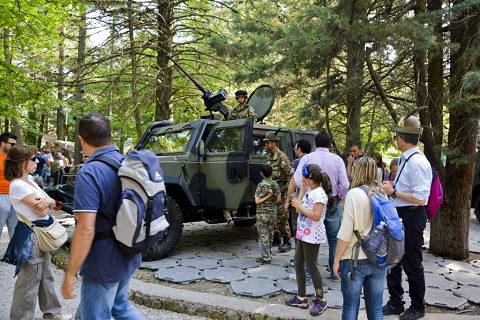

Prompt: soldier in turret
xmin=227 ymin=90 xmax=257 ymax=120
xmin=264 ymin=131 xmax=292 ymax=252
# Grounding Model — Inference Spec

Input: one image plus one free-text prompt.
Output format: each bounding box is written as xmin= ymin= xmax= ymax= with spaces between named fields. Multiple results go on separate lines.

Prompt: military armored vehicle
xmin=47 ymin=57 xmax=317 ymax=261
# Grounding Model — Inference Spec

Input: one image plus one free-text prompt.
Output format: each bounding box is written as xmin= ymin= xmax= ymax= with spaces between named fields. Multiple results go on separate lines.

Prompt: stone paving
xmin=140 ymin=217 xmax=480 ymax=311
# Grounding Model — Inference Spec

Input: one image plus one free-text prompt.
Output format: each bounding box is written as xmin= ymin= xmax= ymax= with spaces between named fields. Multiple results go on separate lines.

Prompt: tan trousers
xmin=10 ymin=233 xmax=62 ymax=320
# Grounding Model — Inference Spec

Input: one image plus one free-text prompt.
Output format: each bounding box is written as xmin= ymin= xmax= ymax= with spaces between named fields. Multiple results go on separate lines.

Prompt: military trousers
xmin=256 ymin=211 xmax=276 ymax=261
xmin=275 ymin=182 xmax=291 ymax=238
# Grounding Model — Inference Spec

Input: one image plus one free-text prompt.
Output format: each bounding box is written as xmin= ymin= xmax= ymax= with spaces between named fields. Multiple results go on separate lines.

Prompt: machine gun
xmin=167 ymin=55 xmax=229 ymax=118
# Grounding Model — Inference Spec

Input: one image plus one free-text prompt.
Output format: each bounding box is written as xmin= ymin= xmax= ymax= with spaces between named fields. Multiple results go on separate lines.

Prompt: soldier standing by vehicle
xmin=264 ymin=131 xmax=292 ymax=252
xmin=227 ymin=90 xmax=257 ymax=120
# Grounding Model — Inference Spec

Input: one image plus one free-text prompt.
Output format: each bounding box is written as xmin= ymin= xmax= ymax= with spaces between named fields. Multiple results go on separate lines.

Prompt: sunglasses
xmin=29 ymin=156 xmax=37 ymax=162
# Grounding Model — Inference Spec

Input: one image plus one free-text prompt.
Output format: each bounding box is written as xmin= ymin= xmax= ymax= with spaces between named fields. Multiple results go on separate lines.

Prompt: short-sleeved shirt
xmin=73 ymin=146 xmax=141 ymax=283
xmin=255 ymin=178 xmax=280 ymax=215
xmin=296 ymin=187 xmax=328 ymax=244
xmin=9 ymin=176 xmax=50 ymax=222
xmin=35 ymin=156 xmax=46 ymax=175
xmin=393 ymin=147 xmax=432 ymax=207
xmin=337 ymin=187 xmax=374 ymax=260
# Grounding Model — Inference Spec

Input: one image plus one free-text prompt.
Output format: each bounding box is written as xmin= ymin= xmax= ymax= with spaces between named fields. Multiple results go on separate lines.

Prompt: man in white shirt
xmin=380 ymin=116 xmax=432 ymax=320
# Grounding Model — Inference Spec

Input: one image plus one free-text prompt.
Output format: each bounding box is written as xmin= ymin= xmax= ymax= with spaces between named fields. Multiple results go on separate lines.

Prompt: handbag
xmin=17 ymin=212 xmax=68 ymax=252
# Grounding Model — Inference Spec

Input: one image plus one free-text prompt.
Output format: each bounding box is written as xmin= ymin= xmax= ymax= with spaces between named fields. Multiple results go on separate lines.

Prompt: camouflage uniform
xmin=267 ymin=149 xmax=292 ymax=238
xmin=228 ymin=104 xmax=257 ymax=121
xmin=255 ymin=178 xmax=280 ymax=261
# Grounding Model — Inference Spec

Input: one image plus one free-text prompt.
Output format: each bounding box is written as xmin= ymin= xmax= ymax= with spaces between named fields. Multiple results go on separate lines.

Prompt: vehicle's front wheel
xmin=142 ymin=195 xmax=184 ymax=261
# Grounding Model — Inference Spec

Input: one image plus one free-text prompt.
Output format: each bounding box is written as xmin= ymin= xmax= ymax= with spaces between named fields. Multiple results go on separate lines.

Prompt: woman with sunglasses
xmin=2 ymin=145 xmax=70 ymax=320
xmin=333 ymin=156 xmax=387 ymax=320
xmin=285 ymin=164 xmax=335 ymax=316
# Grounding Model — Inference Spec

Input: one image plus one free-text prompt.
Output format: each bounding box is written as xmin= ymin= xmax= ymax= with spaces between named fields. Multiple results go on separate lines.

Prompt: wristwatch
xmin=391 ymin=189 xmax=397 ymax=198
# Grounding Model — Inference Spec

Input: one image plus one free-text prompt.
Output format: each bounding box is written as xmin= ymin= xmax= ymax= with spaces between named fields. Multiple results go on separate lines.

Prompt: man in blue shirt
xmin=61 ymin=113 xmax=142 ymax=319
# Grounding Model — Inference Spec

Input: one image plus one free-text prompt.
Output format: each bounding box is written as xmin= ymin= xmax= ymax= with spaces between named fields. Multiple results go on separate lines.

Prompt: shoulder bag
xmin=17 ymin=212 xmax=68 ymax=252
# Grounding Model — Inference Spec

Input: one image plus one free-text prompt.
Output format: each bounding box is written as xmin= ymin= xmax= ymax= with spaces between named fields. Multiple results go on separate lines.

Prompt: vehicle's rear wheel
xmin=142 ymin=196 xmax=183 ymax=261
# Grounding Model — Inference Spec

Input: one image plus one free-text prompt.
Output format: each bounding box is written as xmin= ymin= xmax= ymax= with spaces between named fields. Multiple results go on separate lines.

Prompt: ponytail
xmin=320 ymin=172 xmax=335 ymax=210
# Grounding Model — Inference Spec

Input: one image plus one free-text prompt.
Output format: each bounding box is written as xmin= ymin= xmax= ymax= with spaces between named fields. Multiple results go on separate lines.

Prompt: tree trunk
xmin=427 ymin=0 xmax=444 ymax=149
xmin=57 ymin=27 xmax=65 ymax=141
xmin=74 ymin=12 xmax=87 ymax=165
xmin=3 ymin=28 xmax=24 ymax=144
xmin=128 ymin=0 xmax=142 ymax=138
xmin=155 ymin=0 xmax=174 ymax=121
xmin=345 ymin=0 xmax=367 ymax=147
xmin=429 ymin=1 xmax=480 ymax=260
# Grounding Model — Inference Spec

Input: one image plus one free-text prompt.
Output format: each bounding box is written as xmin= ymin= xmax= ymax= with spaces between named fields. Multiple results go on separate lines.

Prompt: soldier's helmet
xmin=235 ymin=90 xmax=248 ymax=98
xmin=263 ymin=131 xmax=280 ymax=142
xmin=392 ymin=116 xmax=423 ymax=135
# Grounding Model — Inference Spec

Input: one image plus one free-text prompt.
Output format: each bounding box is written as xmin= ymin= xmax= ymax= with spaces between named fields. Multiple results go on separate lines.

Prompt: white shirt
xmin=393 ymin=147 xmax=432 ymax=207
xmin=296 ymin=187 xmax=327 ymax=244
xmin=9 ymin=176 xmax=50 ymax=221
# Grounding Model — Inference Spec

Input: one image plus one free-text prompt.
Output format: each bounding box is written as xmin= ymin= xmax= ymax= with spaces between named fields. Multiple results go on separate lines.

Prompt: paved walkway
xmin=128 ymin=213 xmax=480 ymax=319
xmin=1 ymin=212 xmax=479 ymax=319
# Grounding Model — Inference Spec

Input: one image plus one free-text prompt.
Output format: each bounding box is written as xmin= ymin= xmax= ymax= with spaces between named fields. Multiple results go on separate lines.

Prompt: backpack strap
xmin=350 ymin=185 xmax=371 ymax=274
xmin=89 ymin=154 xmax=123 ymax=241
xmin=393 ymin=152 xmax=420 ymax=188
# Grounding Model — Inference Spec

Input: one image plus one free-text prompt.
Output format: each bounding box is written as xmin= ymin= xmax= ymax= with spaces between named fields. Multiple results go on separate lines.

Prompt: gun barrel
xmin=167 ymin=55 xmax=208 ymax=96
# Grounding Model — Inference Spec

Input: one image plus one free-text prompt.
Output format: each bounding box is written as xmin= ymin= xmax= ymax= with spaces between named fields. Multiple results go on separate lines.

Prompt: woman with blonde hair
xmin=2 ymin=145 xmax=70 ymax=320
xmin=333 ymin=157 xmax=387 ymax=320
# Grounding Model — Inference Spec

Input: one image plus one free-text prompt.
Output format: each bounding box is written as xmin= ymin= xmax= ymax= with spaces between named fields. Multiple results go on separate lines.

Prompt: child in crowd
xmin=388 ymin=158 xmax=399 ymax=181
xmin=285 ymin=164 xmax=334 ymax=316
xmin=254 ymin=164 xmax=280 ymax=264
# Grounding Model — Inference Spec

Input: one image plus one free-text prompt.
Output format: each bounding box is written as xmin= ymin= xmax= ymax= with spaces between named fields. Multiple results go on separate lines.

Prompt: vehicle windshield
xmin=144 ymin=127 xmax=192 ymax=154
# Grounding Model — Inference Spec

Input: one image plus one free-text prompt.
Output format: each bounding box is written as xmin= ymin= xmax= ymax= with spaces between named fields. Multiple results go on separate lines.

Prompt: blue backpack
xmin=93 ymin=149 xmax=169 ymax=255
xmin=352 ymin=186 xmax=405 ymax=271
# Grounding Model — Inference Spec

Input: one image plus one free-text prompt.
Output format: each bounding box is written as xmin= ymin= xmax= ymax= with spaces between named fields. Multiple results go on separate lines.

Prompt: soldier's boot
xmin=272 ymin=233 xmax=282 ymax=246
xmin=278 ymin=237 xmax=292 ymax=252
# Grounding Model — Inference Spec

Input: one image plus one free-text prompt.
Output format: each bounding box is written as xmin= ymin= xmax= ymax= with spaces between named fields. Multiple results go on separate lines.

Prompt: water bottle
xmin=374 ymin=222 xmax=387 ymax=265
xmin=365 ymin=222 xmax=385 ymax=253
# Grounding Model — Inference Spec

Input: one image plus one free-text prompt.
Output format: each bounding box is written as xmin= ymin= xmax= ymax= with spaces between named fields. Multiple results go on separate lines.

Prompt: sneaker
xmin=285 ymin=296 xmax=309 ymax=309
xmin=327 ymin=274 xmax=341 ymax=282
xmin=256 ymin=258 xmax=271 ymax=264
xmin=399 ymin=307 xmax=425 ymax=320
xmin=383 ymin=301 xmax=405 ymax=316
xmin=288 ymin=273 xmax=297 ymax=282
xmin=43 ymin=314 xmax=73 ymax=320
xmin=310 ymin=297 xmax=328 ymax=316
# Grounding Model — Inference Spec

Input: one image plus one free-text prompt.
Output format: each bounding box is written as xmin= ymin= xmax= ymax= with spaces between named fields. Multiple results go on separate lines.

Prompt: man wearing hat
xmin=227 ymin=90 xmax=257 ymax=120
xmin=264 ymin=131 xmax=292 ymax=252
xmin=380 ymin=116 xmax=432 ymax=320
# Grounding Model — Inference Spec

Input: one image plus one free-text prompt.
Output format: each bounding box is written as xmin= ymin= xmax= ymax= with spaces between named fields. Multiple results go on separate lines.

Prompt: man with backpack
xmin=380 ymin=116 xmax=432 ymax=320
xmin=61 ymin=113 xmax=143 ymax=319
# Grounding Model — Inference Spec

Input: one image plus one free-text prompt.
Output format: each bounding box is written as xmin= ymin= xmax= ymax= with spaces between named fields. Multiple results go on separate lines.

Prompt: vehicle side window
xmin=144 ymin=129 xmax=192 ymax=154
xmin=206 ymin=127 xmax=243 ymax=153
xmin=253 ymin=135 xmax=268 ymax=157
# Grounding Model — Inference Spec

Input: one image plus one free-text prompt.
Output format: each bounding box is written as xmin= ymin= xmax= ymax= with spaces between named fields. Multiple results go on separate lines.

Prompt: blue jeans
xmin=340 ymin=259 xmax=386 ymax=320
xmin=76 ymin=273 xmax=143 ymax=320
xmin=324 ymin=199 xmax=340 ymax=276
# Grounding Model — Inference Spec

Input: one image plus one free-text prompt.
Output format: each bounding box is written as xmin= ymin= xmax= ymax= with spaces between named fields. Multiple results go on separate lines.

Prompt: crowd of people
xmin=0 ymin=112 xmax=433 ymax=320
xmin=258 ymin=115 xmax=432 ymax=320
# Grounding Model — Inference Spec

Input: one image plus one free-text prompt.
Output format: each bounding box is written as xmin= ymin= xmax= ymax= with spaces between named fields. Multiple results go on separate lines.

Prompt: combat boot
xmin=278 ymin=237 xmax=292 ymax=252
xmin=272 ymin=233 xmax=282 ymax=246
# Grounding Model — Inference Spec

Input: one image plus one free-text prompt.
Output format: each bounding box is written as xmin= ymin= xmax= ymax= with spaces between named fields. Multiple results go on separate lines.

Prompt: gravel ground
xmin=0 ymin=229 xmax=211 ymax=320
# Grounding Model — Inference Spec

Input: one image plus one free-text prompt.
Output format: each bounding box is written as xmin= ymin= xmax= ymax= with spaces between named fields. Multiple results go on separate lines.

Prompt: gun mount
xmin=167 ymin=55 xmax=229 ymax=118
